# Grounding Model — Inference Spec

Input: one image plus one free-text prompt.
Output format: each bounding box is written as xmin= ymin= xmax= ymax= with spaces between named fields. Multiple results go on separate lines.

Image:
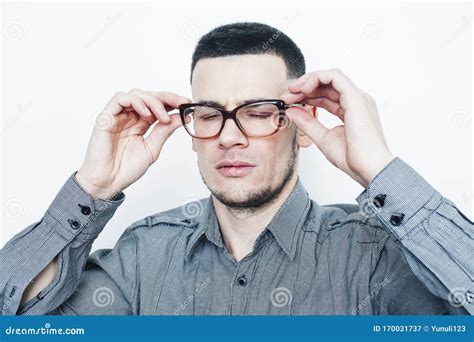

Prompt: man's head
xmin=189 ymin=22 xmax=313 ymax=213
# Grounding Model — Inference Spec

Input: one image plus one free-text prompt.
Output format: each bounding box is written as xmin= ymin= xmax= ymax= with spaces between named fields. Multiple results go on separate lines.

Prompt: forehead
xmin=191 ymin=54 xmax=288 ymax=106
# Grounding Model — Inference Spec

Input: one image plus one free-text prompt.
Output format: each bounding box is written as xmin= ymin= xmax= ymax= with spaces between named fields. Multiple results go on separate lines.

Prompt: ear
xmin=296 ymin=106 xmax=317 ymax=148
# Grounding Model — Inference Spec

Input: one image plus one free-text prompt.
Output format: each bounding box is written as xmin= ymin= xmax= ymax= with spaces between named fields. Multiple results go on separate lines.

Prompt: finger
xmin=148 ymin=91 xmax=192 ymax=111
xmin=144 ymin=113 xmax=183 ymax=164
xmin=287 ymin=74 xmax=311 ymax=92
xmin=289 ymin=69 xmax=360 ymax=100
xmin=105 ymin=92 xmax=153 ymax=118
xmin=129 ymin=89 xmax=171 ymax=124
xmin=306 ymin=98 xmax=345 ymax=122
xmin=285 ymin=106 xmax=329 ymax=150
xmin=312 ymin=84 xmax=340 ymax=102
xmin=281 ymin=89 xmax=342 ymax=120
xmin=280 ymin=91 xmax=305 ymax=104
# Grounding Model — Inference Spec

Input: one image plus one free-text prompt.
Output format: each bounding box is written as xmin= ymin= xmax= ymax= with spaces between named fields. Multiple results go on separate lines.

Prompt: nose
xmin=218 ymin=117 xmax=248 ymax=149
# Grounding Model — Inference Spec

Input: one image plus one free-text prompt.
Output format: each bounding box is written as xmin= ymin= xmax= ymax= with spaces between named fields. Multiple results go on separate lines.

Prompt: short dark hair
xmin=190 ymin=22 xmax=305 ymax=83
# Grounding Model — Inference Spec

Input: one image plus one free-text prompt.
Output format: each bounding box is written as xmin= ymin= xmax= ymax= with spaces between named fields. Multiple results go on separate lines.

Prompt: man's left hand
xmin=281 ymin=68 xmax=395 ymax=188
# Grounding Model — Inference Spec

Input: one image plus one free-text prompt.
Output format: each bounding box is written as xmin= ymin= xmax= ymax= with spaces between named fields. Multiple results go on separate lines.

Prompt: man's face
xmin=191 ymin=54 xmax=307 ymax=212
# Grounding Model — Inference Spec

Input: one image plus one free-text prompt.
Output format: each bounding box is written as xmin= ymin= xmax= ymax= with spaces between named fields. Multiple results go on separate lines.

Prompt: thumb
xmin=286 ymin=107 xmax=328 ymax=150
xmin=144 ymin=113 xmax=182 ymax=163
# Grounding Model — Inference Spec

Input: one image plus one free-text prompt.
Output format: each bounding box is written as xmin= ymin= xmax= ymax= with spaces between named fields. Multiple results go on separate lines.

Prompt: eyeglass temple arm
xmin=285 ymin=103 xmax=317 ymax=117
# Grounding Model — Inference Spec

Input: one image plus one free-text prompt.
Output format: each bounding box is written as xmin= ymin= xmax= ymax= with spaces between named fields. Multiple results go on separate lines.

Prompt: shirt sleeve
xmin=369 ymin=233 xmax=468 ymax=315
xmin=356 ymin=157 xmax=474 ymax=314
xmin=0 ymin=172 xmax=125 ymax=315
xmin=46 ymin=225 xmax=139 ymax=316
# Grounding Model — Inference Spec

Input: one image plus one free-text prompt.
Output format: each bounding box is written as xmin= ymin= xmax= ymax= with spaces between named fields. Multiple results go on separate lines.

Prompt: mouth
xmin=216 ymin=160 xmax=256 ymax=177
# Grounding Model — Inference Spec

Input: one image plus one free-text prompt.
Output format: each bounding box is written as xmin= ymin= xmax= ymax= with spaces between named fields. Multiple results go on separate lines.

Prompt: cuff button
xmin=67 ymin=219 xmax=80 ymax=229
xmin=389 ymin=213 xmax=405 ymax=226
xmin=78 ymin=204 xmax=91 ymax=215
xmin=373 ymin=194 xmax=386 ymax=208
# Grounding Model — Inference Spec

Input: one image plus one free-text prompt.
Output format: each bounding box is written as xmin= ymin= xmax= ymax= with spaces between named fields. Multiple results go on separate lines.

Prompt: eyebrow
xmin=196 ymin=98 xmax=267 ymax=108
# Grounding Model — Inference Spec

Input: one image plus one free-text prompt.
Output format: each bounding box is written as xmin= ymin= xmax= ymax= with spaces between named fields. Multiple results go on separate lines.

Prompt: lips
xmin=216 ymin=160 xmax=256 ymax=177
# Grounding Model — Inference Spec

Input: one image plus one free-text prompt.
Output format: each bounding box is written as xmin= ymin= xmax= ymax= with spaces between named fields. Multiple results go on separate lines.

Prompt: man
xmin=0 ymin=22 xmax=472 ymax=315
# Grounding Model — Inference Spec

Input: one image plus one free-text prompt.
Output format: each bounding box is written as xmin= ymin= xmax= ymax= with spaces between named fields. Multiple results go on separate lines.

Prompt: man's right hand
xmin=76 ymin=89 xmax=191 ymax=199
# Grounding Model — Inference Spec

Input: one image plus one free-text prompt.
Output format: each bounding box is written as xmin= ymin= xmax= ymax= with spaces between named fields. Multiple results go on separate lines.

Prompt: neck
xmin=212 ymin=175 xmax=298 ymax=262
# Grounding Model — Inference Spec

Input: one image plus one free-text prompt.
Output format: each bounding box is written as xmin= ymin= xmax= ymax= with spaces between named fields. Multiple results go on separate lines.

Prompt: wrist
xmin=75 ymin=170 xmax=120 ymax=200
xmin=359 ymin=152 xmax=396 ymax=188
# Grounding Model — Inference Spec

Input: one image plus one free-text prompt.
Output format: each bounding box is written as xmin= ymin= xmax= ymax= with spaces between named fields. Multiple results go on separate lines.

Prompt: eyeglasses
xmin=179 ymin=99 xmax=307 ymax=139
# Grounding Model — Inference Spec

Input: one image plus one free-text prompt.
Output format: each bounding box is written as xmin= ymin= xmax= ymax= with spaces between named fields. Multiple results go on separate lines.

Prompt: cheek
xmin=195 ymin=142 xmax=216 ymax=173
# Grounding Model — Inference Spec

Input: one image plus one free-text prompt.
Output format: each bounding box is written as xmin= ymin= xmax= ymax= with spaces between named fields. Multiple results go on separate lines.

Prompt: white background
xmin=1 ymin=1 xmax=472 ymax=251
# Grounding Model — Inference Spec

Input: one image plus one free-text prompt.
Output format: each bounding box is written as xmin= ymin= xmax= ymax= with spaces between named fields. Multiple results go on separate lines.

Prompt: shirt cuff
xmin=44 ymin=172 xmax=125 ymax=242
xmin=356 ymin=157 xmax=441 ymax=240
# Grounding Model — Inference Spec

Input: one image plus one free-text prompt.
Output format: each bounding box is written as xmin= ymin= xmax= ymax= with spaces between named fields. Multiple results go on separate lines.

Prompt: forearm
xmin=357 ymin=157 xmax=474 ymax=314
xmin=0 ymin=172 xmax=124 ymax=315
xmin=20 ymin=256 xmax=58 ymax=307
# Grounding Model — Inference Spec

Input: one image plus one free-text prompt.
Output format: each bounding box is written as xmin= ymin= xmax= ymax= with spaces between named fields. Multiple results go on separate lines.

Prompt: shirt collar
xmin=185 ymin=177 xmax=312 ymax=262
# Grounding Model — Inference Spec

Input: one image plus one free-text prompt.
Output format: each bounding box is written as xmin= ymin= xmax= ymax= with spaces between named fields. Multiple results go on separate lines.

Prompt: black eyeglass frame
xmin=179 ymin=99 xmax=307 ymax=139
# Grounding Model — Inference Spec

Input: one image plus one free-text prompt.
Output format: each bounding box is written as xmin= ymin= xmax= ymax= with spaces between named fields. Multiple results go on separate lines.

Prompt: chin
xmin=210 ymin=174 xmax=262 ymax=195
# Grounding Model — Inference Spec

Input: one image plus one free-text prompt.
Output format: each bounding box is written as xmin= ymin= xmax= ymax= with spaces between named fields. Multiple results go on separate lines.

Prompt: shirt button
xmin=67 ymin=219 xmax=80 ymax=229
xmin=78 ymin=204 xmax=91 ymax=215
xmin=389 ymin=213 xmax=405 ymax=226
xmin=373 ymin=194 xmax=387 ymax=208
xmin=237 ymin=275 xmax=247 ymax=286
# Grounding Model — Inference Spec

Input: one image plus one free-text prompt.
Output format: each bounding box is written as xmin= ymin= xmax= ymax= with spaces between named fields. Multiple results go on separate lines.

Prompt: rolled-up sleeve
xmin=0 ymin=172 xmax=125 ymax=315
xmin=357 ymin=157 xmax=474 ymax=314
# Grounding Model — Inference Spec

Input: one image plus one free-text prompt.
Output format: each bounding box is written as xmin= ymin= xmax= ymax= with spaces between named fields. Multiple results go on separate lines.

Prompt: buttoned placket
xmin=227 ymin=230 xmax=269 ymax=315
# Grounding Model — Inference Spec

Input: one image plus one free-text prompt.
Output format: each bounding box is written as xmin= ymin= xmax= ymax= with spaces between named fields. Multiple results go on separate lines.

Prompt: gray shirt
xmin=0 ymin=158 xmax=472 ymax=315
